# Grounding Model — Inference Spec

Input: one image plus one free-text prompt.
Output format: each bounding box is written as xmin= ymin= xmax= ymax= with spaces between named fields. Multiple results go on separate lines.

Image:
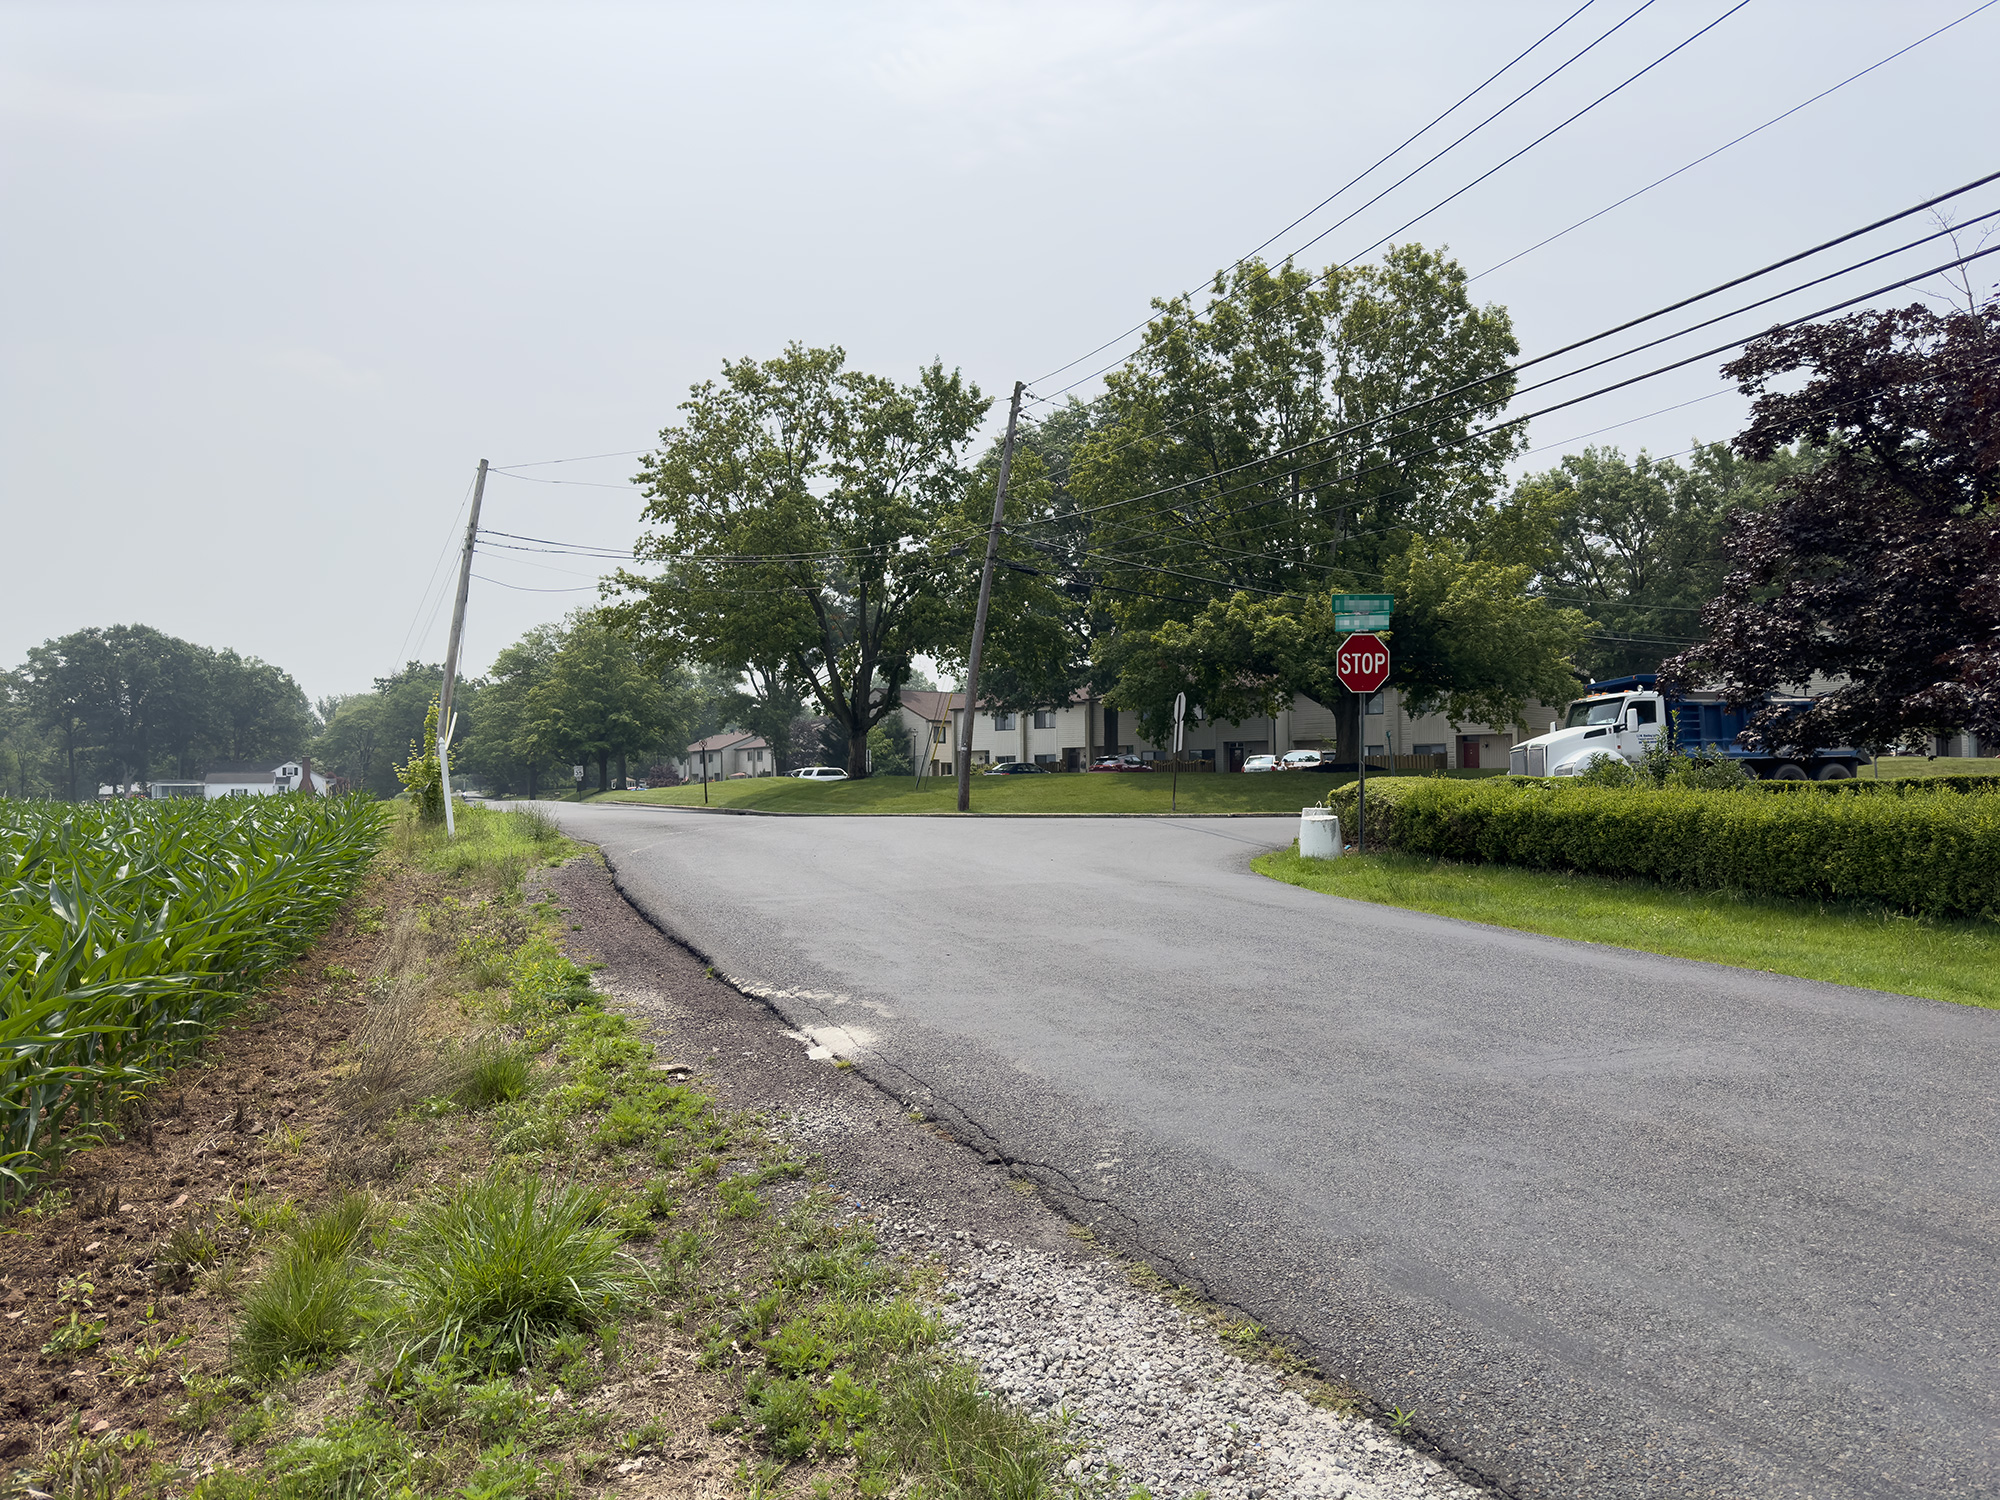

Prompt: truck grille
xmin=1509 ymin=745 xmax=1546 ymax=777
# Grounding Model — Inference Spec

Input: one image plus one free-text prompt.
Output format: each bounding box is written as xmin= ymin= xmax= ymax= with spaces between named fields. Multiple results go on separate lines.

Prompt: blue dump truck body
xmin=1508 ymin=674 xmax=1868 ymax=780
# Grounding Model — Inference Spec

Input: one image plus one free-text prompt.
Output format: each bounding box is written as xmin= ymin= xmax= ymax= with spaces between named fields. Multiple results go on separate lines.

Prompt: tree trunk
xmin=597 ymin=749 xmax=610 ymax=793
xmin=617 ymin=750 xmax=628 ymax=790
xmin=846 ymin=716 xmax=871 ymax=779
xmin=527 ymin=765 xmax=536 ymax=799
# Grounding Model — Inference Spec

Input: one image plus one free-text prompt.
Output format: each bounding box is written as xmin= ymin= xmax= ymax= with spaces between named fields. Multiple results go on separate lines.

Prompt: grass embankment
xmin=1254 ymin=848 xmax=2000 ymax=1010
xmin=589 ymin=768 xmax=1500 ymax=816
xmin=26 ymin=803 xmax=1076 ymax=1500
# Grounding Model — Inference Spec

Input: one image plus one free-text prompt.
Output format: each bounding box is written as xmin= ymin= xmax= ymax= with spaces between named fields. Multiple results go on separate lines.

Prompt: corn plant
xmin=0 ymin=793 xmax=383 ymax=1200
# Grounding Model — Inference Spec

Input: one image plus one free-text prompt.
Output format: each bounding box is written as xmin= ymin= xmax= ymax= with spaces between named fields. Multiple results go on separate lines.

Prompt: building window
xmin=931 ymin=724 xmax=947 ymax=743
xmin=992 ymin=712 xmax=1017 ymax=731
xmin=1032 ymin=709 xmax=1056 ymax=729
xmin=997 ymin=754 xmax=1016 ymax=764
xmin=1365 ymin=692 xmax=1386 ymax=715
xmin=1034 ymin=753 xmax=1056 ymax=765
xmin=1412 ymin=743 xmax=1447 ymax=756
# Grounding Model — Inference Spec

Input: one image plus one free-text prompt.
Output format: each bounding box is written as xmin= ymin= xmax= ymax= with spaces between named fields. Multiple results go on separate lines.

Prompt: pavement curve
xmin=533 ymin=802 xmax=2000 ymax=1500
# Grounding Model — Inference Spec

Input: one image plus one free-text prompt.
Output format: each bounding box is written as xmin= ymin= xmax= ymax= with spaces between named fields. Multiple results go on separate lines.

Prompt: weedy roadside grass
xmin=31 ymin=802 xmax=1087 ymax=1500
xmin=1254 ymin=845 xmax=2000 ymax=1009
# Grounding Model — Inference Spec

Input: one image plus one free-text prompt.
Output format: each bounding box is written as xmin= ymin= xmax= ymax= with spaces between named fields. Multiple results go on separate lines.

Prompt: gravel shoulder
xmin=550 ymin=859 xmax=1496 ymax=1500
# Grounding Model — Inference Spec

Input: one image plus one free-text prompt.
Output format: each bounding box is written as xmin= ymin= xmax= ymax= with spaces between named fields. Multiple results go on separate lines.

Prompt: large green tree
xmin=1499 ymin=443 xmax=1815 ymax=679
xmin=1060 ymin=248 xmax=1556 ymax=751
xmin=1664 ymin=299 xmax=2000 ymax=750
xmin=525 ymin=611 xmax=668 ymax=793
xmin=614 ymin=344 xmax=989 ymax=778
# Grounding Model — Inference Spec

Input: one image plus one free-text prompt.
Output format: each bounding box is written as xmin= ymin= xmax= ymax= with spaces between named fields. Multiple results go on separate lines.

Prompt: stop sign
xmin=1336 ymin=632 xmax=1391 ymax=694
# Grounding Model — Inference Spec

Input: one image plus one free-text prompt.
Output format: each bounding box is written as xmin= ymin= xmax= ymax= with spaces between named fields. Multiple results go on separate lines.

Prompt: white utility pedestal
xmin=1299 ymin=807 xmax=1342 ymax=859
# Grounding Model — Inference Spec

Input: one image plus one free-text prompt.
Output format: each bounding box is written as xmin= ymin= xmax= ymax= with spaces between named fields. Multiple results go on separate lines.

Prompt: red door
xmin=1457 ymin=736 xmax=1480 ymax=770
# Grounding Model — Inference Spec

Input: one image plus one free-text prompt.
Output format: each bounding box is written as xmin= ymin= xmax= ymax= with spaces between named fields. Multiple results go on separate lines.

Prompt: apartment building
xmin=893 ymin=688 xmax=1561 ymax=774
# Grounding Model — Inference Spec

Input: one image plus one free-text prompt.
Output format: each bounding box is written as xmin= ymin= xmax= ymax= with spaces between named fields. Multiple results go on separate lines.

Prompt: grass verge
xmin=583 ymin=768 xmax=1502 ymax=817
xmin=1254 ymin=846 xmax=2000 ymax=1009
xmin=25 ymin=801 xmax=1082 ymax=1500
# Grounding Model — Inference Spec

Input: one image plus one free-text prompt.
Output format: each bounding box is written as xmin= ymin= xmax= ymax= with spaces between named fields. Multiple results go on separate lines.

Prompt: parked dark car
xmin=1088 ymin=755 xmax=1154 ymax=772
xmin=983 ymin=761 xmax=1048 ymax=775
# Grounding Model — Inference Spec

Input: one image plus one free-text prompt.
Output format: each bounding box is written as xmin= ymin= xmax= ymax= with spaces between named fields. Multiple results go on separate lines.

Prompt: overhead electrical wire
xmin=1024 ymin=190 xmax=2000 ymax=540
xmin=1469 ymin=0 xmax=2000 ymax=281
xmin=1032 ymin=0 xmax=1753 ymax=408
xmin=1038 ymin=239 xmax=2000 ymax=551
xmin=1025 ymin=0 xmax=1603 ymax=389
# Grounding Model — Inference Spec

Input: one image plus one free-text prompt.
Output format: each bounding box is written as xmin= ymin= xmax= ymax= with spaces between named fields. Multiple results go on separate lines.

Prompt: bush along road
xmin=5 ymin=804 xmax=1473 ymax=1500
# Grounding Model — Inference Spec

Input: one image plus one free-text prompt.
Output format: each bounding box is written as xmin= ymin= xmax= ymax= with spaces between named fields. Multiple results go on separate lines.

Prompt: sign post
xmin=1171 ymin=691 xmax=1187 ymax=814
xmin=572 ymin=764 xmax=585 ymax=803
xmin=1335 ymin=630 xmax=1392 ymax=851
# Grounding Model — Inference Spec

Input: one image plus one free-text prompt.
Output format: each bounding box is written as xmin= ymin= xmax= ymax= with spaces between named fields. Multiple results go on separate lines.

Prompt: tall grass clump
xmin=380 ymin=1170 xmax=646 ymax=1371
xmin=399 ymin=801 xmax=573 ymax=894
xmin=234 ymin=1194 xmax=377 ymax=1382
xmin=0 ymin=794 xmax=382 ymax=1200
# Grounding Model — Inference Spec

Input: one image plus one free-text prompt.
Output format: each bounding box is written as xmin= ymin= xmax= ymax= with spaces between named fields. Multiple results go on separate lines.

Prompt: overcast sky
xmin=5 ymin=0 xmax=1996 ymax=704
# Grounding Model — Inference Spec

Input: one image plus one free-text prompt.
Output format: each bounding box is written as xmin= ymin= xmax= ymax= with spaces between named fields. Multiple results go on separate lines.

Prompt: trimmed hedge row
xmin=1318 ymin=777 xmax=1999 ymax=917
xmin=1749 ymin=774 xmax=2000 ymax=796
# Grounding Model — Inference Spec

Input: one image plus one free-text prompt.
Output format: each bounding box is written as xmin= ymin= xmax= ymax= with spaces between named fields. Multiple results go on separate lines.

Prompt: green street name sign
xmin=1331 ymin=592 xmax=1394 ymax=632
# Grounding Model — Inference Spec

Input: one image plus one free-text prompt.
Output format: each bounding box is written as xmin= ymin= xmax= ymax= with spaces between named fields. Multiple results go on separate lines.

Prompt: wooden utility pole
xmin=437 ymin=458 xmax=489 ymax=837
xmin=956 ymin=382 xmax=1025 ymax=813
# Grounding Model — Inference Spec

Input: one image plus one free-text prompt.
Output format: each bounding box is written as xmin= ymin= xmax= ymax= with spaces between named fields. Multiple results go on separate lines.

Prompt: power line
xmin=1029 ymin=193 xmax=2000 ymax=537
xmin=1033 ymin=0 xmax=1751 ymax=408
xmin=1470 ymin=0 xmax=2000 ymax=282
xmin=1057 ymin=239 xmax=2000 ymax=548
xmin=489 ymin=449 xmax=647 ymax=470
xmin=1025 ymin=0 xmax=1602 ymax=389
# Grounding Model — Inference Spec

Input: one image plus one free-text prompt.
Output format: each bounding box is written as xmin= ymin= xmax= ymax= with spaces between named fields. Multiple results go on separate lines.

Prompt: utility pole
xmin=956 ymin=381 xmax=1025 ymax=814
xmin=437 ymin=458 xmax=489 ymax=837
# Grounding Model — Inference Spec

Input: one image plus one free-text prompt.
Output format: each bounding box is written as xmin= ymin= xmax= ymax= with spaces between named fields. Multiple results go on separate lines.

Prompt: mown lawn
xmin=1866 ymin=755 xmax=2000 ymax=779
xmin=585 ymin=768 xmax=1502 ymax=816
xmin=1254 ymin=846 xmax=2000 ymax=1010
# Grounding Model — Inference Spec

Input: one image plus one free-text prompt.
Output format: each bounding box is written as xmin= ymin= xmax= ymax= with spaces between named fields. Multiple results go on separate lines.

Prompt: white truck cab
xmin=1510 ymin=688 xmax=1665 ymax=777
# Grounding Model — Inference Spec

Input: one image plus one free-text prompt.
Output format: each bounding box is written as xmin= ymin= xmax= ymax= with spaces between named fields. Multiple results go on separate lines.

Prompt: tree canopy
xmin=613 ymin=343 xmax=989 ymax=777
xmin=1662 ymin=299 xmax=2000 ymax=750
xmin=7 ymin=625 xmax=313 ymax=799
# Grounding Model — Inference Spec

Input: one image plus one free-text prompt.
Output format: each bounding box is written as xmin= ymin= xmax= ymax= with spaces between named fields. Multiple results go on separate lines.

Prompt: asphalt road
xmin=536 ymin=802 xmax=2000 ymax=1500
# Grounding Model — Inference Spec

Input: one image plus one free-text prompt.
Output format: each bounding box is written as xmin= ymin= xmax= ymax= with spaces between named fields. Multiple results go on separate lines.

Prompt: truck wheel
xmin=1814 ymin=762 xmax=1853 ymax=781
xmin=1772 ymin=763 xmax=1809 ymax=782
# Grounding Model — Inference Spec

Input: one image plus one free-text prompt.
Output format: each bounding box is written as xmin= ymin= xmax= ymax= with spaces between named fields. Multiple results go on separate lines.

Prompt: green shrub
xmin=1576 ymin=753 xmax=1640 ymax=788
xmin=1377 ymin=778 xmax=2000 ymax=916
xmin=381 ymin=1171 xmax=647 ymax=1372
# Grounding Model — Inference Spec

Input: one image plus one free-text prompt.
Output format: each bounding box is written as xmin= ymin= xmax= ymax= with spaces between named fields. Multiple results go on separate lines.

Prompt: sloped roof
xmin=685 ymin=732 xmax=768 ymax=754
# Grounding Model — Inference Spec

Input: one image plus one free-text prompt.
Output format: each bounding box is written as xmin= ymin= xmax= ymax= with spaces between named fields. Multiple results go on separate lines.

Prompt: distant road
xmin=539 ymin=802 xmax=2000 ymax=1500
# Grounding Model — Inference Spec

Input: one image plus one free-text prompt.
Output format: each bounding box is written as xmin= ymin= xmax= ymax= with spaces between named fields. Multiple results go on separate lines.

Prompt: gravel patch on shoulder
xmin=941 ymin=1244 xmax=1487 ymax=1500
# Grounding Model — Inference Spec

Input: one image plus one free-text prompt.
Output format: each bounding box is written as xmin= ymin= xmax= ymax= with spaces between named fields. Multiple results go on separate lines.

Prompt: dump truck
xmin=1507 ymin=674 xmax=1869 ymax=781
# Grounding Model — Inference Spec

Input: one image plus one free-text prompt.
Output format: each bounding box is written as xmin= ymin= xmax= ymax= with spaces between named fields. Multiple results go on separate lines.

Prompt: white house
xmin=195 ymin=759 xmax=336 ymax=798
xmin=674 ymin=732 xmax=775 ymax=782
xmin=892 ymin=687 xmax=1564 ymax=776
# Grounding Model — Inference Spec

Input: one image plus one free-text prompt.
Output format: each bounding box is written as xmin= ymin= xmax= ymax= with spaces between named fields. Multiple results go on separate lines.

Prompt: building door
xmin=1457 ymin=736 xmax=1480 ymax=770
xmin=1226 ymin=742 xmax=1246 ymax=773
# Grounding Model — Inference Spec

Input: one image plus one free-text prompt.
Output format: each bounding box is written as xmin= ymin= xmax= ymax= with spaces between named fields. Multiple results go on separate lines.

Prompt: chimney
xmin=299 ymin=756 xmax=317 ymax=796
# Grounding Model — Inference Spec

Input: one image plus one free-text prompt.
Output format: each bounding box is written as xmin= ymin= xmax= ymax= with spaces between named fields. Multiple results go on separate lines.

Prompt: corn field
xmin=0 ymin=794 xmax=383 ymax=1198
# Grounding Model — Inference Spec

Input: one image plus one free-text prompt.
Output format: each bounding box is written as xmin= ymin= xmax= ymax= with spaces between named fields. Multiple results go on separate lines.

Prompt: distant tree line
xmin=1 ymin=625 xmax=313 ymax=799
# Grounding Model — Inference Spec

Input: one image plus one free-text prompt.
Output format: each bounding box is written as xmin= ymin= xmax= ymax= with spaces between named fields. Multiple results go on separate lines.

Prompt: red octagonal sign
xmin=1336 ymin=632 xmax=1391 ymax=694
